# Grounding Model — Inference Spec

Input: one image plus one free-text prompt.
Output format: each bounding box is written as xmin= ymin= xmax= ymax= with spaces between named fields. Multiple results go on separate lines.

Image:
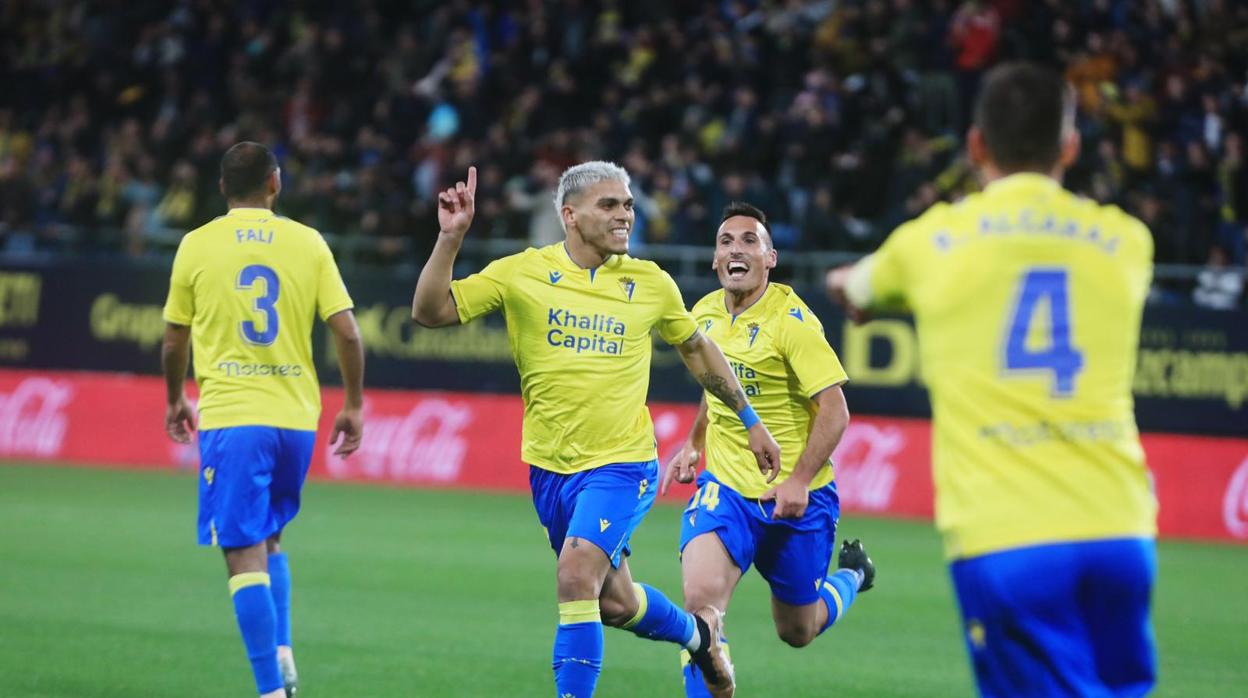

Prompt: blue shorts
xmin=950 ymin=538 xmax=1157 ymax=698
xmin=679 ymin=470 xmax=840 ymax=606
xmin=530 ymin=460 xmax=658 ymax=568
xmin=197 ymin=426 xmax=316 ymax=548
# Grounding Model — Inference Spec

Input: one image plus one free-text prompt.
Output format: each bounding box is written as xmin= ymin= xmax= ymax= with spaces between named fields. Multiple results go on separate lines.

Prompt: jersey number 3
xmin=1003 ymin=268 xmax=1083 ymax=397
xmin=237 ymin=264 xmax=280 ymax=345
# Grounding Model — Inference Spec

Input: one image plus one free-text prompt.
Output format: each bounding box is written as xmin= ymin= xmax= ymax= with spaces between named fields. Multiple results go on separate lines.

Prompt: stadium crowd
xmin=1 ymin=0 xmax=1246 ymax=306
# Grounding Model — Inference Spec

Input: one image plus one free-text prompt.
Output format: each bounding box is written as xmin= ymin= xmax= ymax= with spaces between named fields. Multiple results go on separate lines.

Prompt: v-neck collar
xmin=726 ymin=283 xmax=772 ymax=325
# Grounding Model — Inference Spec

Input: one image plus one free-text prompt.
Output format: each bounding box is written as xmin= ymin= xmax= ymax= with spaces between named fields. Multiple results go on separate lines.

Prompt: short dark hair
xmin=720 ymin=201 xmax=768 ymax=229
xmin=220 ymin=141 xmax=278 ymax=200
xmin=974 ymin=62 xmax=1072 ymax=173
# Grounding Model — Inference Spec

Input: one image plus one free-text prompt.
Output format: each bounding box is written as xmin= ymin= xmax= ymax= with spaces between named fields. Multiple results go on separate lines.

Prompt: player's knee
xmin=682 ymin=579 xmax=722 ymax=613
xmin=776 ymin=623 xmax=816 ymax=648
xmin=555 ymin=563 xmax=602 ymax=602
xmin=598 ymin=595 xmax=638 ymax=628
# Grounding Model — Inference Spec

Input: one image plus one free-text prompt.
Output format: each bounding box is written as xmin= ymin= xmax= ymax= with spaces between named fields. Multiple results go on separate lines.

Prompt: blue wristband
xmin=737 ymin=404 xmax=760 ymax=430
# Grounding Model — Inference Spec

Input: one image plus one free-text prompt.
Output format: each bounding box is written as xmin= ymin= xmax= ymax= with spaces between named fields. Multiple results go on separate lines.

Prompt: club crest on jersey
xmin=788 ymin=307 xmax=804 ymax=321
xmin=549 ymin=270 xmax=563 ymax=284
xmin=618 ymin=276 xmax=635 ymax=301
xmin=748 ymin=322 xmax=760 ymax=347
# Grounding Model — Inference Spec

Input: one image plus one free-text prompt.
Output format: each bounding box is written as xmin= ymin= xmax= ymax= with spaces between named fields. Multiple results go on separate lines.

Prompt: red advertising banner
xmin=0 ymin=369 xmax=1244 ymax=543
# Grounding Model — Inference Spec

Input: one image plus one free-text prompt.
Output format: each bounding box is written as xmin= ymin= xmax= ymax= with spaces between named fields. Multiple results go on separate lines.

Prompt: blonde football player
xmin=412 ymin=162 xmax=781 ymax=698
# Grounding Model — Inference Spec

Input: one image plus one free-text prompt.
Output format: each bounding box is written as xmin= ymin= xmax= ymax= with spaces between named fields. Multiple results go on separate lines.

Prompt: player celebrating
xmin=412 ymin=162 xmax=780 ymax=698
xmin=660 ymin=203 xmax=875 ymax=698
xmin=162 ymin=142 xmax=365 ymax=698
xmin=828 ymin=63 xmax=1157 ymax=697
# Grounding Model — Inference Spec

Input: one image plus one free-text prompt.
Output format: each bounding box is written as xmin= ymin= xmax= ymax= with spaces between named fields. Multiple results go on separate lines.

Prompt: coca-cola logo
xmin=832 ymin=422 xmax=905 ymax=511
xmin=326 ymin=399 xmax=472 ymax=482
xmin=0 ymin=377 xmax=73 ymax=457
xmin=1222 ymin=457 xmax=1248 ymax=539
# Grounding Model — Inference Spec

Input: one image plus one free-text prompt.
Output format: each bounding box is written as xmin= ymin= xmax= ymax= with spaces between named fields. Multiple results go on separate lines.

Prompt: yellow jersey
xmin=451 ymin=243 xmax=698 ymax=473
xmin=847 ymin=173 xmax=1157 ymax=559
xmin=692 ymin=284 xmax=847 ymax=498
xmin=163 ymin=208 xmax=354 ymax=431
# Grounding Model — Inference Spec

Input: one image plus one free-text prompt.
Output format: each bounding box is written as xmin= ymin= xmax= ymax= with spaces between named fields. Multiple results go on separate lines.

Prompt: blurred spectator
xmin=1192 ymin=245 xmax=1244 ymax=310
xmin=0 ymin=0 xmax=1243 ymax=285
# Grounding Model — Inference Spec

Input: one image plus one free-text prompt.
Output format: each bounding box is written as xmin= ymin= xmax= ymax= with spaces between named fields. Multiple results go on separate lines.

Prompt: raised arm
xmin=412 ymin=166 xmax=477 ymax=327
xmin=675 ymin=330 xmax=781 ymax=481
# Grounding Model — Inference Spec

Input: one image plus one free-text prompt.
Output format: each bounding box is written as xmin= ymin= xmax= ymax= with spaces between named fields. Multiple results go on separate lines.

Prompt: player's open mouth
xmin=726 ymin=261 xmax=749 ymax=278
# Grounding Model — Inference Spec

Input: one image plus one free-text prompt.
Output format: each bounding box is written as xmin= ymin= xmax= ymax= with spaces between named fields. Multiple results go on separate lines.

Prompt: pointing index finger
xmin=466 ymin=166 xmax=478 ymax=196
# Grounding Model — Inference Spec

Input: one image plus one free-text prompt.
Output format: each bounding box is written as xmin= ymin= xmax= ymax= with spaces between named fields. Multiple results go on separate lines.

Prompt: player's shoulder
xmin=180 ymin=214 xmax=227 ymax=242
xmin=886 ymin=200 xmax=958 ymax=248
xmin=615 ymin=253 xmax=672 ymax=279
xmin=692 ymin=288 xmax=725 ymax=315
xmin=483 ymin=244 xmax=543 ymax=272
xmin=270 ymin=214 xmax=332 ymax=249
xmin=768 ymin=283 xmax=822 ymax=330
xmin=1087 ymin=199 xmax=1153 ymax=254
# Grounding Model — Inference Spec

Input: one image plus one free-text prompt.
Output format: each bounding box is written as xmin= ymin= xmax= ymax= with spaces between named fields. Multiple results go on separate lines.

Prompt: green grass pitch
xmin=1 ymin=464 xmax=1245 ymax=697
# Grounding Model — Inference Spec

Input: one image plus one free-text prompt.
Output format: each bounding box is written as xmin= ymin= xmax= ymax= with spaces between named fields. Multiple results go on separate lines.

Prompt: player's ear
xmin=560 ymin=204 xmax=576 ymax=233
xmin=765 ymin=246 xmax=777 ymax=269
xmin=219 ymin=177 xmax=227 ymax=198
xmin=268 ymin=168 xmax=282 ymax=197
xmin=967 ymin=126 xmax=988 ymax=168
xmin=1059 ymin=129 xmax=1080 ymax=170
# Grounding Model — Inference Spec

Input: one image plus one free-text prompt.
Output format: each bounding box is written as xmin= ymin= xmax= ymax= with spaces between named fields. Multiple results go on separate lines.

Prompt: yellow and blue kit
xmin=681 ymin=283 xmax=849 ymax=604
xmin=848 ymin=173 xmax=1157 ymax=696
xmin=451 ymin=242 xmax=698 ymax=562
xmin=164 ymin=207 xmax=353 ymax=547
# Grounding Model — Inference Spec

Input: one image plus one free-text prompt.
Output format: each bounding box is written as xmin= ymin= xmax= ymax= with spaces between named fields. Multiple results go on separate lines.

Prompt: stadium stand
xmin=0 ymin=0 xmax=1245 ymax=306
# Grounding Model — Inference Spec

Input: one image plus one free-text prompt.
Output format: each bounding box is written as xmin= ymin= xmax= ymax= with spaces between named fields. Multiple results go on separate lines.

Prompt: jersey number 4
xmin=1003 ymin=268 xmax=1084 ymax=397
xmin=237 ymin=264 xmax=280 ymax=345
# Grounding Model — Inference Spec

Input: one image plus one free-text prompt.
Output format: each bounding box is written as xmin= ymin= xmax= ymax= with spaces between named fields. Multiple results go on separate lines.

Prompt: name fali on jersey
xmin=730 ymin=360 xmax=762 ymax=396
xmin=235 ymin=228 xmax=274 ymax=244
xmin=545 ymin=308 xmax=626 ymax=355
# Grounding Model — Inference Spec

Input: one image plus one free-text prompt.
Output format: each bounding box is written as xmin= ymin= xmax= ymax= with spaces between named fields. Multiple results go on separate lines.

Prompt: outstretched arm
xmin=412 ymin=166 xmax=477 ymax=327
xmin=675 ymin=331 xmax=781 ymax=481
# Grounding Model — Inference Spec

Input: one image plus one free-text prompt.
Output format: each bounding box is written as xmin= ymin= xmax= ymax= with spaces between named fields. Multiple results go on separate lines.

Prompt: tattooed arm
xmin=675 ymin=331 xmax=747 ymax=408
xmin=675 ymin=331 xmax=781 ymax=481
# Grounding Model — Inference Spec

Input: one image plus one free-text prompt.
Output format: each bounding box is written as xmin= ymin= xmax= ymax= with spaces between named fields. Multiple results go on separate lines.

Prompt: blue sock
xmin=229 ymin=573 xmax=282 ymax=695
xmin=553 ymin=600 xmax=603 ymax=698
xmin=268 ymin=552 xmax=292 ymax=647
xmin=818 ymin=568 xmax=861 ymax=634
xmin=621 ymin=583 xmax=698 ymax=647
